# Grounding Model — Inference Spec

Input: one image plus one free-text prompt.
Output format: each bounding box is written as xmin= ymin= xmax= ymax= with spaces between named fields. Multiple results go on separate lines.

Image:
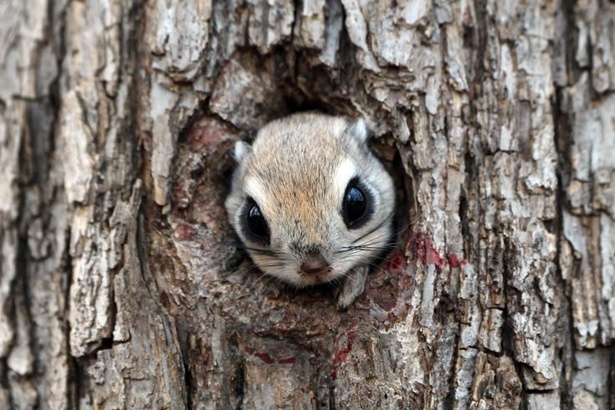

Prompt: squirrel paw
xmin=335 ymin=265 xmax=369 ymax=310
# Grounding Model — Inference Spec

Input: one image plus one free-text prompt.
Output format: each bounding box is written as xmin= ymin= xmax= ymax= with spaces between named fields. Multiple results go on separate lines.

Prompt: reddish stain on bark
xmin=173 ymin=221 xmax=196 ymax=241
xmin=405 ymin=233 xmax=468 ymax=271
xmin=448 ymin=253 xmax=467 ymax=268
xmin=185 ymin=118 xmax=227 ymax=151
xmin=278 ymin=357 xmax=296 ymax=365
xmin=331 ymin=330 xmax=357 ymax=381
xmin=254 ymin=352 xmax=275 ymax=364
xmin=407 ymin=234 xmax=446 ymax=269
xmin=389 ymin=253 xmax=407 ymax=273
xmin=244 ymin=347 xmax=295 ymax=365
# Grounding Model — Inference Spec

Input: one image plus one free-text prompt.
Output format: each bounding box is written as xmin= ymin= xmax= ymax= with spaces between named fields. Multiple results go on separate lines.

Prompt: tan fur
xmin=226 ymin=113 xmax=395 ymax=308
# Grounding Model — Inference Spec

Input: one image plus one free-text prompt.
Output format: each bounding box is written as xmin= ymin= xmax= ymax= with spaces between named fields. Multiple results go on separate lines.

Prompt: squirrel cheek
xmin=249 ymin=253 xmax=274 ymax=272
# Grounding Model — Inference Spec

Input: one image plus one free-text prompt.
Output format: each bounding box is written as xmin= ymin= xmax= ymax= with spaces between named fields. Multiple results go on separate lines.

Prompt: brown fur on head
xmin=225 ymin=113 xmax=395 ymax=304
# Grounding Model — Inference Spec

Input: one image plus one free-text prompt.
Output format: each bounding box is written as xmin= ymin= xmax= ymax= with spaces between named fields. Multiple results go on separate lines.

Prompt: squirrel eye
xmin=245 ymin=198 xmax=270 ymax=243
xmin=342 ymin=181 xmax=369 ymax=229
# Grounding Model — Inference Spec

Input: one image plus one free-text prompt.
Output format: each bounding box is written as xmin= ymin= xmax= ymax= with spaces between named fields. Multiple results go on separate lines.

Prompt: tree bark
xmin=1 ymin=0 xmax=614 ymax=409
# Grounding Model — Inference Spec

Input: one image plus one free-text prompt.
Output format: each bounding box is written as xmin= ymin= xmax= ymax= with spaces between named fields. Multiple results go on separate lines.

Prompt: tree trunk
xmin=1 ymin=0 xmax=614 ymax=408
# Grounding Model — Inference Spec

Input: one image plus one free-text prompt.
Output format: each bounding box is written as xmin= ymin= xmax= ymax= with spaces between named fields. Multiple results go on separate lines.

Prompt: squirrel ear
xmin=233 ymin=140 xmax=252 ymax=163
xmin=345 ymin=118 xmax=372 ymax=144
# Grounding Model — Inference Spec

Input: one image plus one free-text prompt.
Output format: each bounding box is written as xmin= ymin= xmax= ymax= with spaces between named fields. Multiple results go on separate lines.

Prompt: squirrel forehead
xmin=246 ymin=117 xmax=357 ymax=187
xmin=251 ymin=133 xmax=342 ymax=177
xmin=241 ymin=117 xmax=360 ymax=217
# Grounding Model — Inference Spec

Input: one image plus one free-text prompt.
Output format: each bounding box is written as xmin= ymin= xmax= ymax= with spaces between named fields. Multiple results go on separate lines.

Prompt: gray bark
xmin=1 ymin=0 xmax=614 ymax=409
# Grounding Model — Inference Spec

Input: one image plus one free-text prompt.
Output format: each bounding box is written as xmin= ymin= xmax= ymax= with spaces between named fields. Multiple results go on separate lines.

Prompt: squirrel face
xmin=225 ymin=113 xmax=395 ymax=295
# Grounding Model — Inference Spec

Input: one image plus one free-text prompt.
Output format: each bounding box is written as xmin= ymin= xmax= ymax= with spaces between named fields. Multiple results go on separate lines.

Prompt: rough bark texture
xmin=1 ymin=0 xmax=614 ymax=409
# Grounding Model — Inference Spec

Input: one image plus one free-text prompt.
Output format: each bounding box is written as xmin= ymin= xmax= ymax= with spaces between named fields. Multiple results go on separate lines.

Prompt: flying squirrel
xmin=225 ymin=113 xmax=396 ymax=309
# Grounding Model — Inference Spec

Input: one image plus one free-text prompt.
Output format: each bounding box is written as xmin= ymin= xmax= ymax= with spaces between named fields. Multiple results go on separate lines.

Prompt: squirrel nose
xmin=300 ymin=251 xmax=331 ymax=275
